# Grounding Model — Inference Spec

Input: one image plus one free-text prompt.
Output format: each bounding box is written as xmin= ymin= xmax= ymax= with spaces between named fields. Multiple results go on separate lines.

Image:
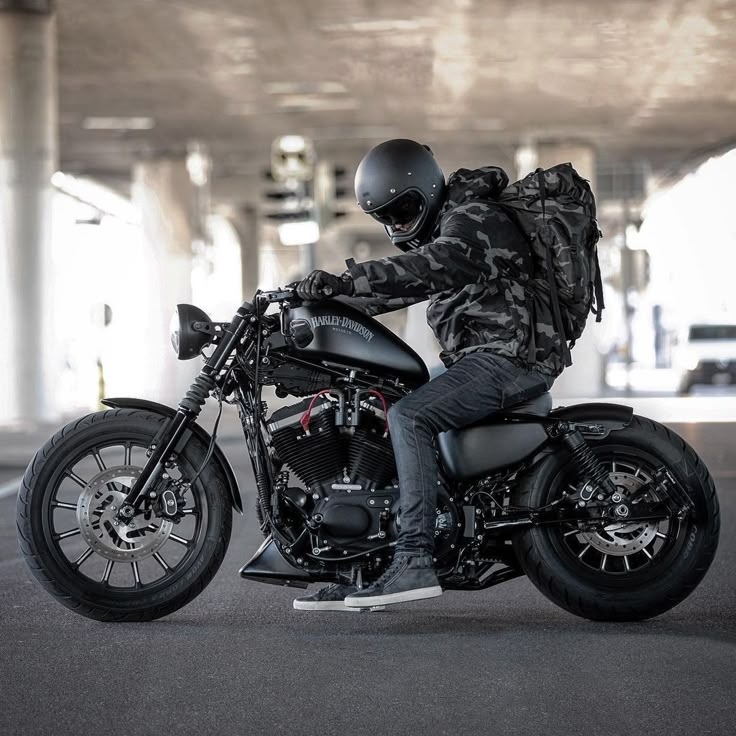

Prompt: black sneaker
xmin=293 ymin=583 xmax=385 ymax=612
xmin=344 ymin=553 xmax=442 ymax=608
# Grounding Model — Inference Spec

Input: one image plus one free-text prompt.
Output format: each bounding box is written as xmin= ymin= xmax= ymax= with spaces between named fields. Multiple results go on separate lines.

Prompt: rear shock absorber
xmin=559 ymin=427 xmax=615 ymax=502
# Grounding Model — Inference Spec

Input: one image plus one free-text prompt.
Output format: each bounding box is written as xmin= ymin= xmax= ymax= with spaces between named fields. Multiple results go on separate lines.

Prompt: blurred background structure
xmin=1 ymin=0 xmax=736 ymax=423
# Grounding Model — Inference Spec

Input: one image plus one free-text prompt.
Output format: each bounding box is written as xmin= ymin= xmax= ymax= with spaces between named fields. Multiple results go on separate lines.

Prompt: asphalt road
xmin=1 ymin=422 xmax=735 ymax=736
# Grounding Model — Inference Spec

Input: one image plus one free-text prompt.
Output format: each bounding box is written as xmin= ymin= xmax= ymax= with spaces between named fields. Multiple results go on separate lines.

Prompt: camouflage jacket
xmin=347 ymin=166 xmax=562 ymax=376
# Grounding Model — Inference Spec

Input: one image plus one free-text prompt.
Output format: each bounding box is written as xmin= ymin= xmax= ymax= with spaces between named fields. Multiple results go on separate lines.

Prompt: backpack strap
xmin=591 ymin=248 xmax=605 ymax=323
xmin=537 ymin=169 xmax=573 ymax=368
xmin=525 ymin=285 xmax=537 ymax=367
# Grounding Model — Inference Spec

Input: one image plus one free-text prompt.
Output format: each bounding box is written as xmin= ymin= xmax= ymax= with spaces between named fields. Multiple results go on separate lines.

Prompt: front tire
xmin=16 ymin=409 xmax=232 ymax=621
xmin=513 ymin=415 xmax=719 ymax=621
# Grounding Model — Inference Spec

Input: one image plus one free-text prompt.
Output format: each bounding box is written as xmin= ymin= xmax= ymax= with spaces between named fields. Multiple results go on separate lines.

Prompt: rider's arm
xmin=336 ymin=293 xmax=427 ymax=317
xmin=346 ymin=207 xmax=498 ymax=299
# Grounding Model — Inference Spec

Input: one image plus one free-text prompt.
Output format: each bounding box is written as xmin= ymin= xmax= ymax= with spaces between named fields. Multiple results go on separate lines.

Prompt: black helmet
xmin=354 ymin=139 xmax=446 ymax=249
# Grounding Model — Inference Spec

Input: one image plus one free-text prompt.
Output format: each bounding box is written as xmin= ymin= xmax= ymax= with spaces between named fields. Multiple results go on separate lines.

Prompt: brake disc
xmin=76 ymin=466 xmax=173 ymax=562
xmin=579 ymin=469 xmax=658 ymax=557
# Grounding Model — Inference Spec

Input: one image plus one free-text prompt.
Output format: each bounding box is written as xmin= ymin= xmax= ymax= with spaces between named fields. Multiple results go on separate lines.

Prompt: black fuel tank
xmin=283 ymin=301 xmax=429 ymax=387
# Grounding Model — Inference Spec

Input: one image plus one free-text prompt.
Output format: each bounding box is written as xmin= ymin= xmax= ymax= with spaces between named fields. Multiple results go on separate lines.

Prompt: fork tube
xmin=117 ymin=305 xmax=251 ymax=518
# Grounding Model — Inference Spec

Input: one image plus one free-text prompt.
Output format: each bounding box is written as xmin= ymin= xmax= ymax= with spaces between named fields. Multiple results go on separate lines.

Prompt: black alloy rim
xmin=41 ymin=434 xmax=209 ymax=596
xmin=547 ymin=447 xmax=685 ymax=581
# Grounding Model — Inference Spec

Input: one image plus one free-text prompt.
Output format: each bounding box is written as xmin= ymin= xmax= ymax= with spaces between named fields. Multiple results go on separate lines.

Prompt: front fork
xmin=115 ymin=307 xmax=250 ymax=523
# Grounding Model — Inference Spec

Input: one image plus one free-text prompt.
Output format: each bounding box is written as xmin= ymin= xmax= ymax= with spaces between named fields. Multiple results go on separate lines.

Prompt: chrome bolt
xmin=615 ymin=504 xmax=630 ymax=518
xmin=612 ymin=493 xmax=623 ymax=503
xmin=597 ymin=494 xmax=605 ymax=501
xmin=149 ymin=491 xmax=156 ymax=498
xmin=578 ymin=500 xmax=586 ymax=508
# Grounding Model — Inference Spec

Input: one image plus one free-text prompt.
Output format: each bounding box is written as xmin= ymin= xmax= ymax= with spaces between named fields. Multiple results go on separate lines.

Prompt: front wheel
xmin=16 ymin=409 xmax=232 ymax=621
xmin=513 ymin=415 xmax=720 ymax=621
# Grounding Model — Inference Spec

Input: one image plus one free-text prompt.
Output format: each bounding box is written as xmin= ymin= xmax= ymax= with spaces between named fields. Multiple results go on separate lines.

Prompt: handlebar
xmin=256 ymin=285 xmax=334 ymax=304
xmin=257 ymin=288 xmax=297 ymax=304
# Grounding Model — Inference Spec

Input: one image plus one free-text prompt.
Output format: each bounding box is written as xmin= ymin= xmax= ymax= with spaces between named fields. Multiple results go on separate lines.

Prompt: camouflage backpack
xmin=497 ymin=164 xmax=604 ymax=368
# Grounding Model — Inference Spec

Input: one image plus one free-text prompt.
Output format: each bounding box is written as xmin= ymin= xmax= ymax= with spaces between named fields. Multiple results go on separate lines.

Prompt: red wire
xmin=300 ymin=388 xmax=390 ymax=436
xmin=367 ymin=389 xmax=390 ymax=435
xmin=300 ymin=389 xmax=334 ymax=434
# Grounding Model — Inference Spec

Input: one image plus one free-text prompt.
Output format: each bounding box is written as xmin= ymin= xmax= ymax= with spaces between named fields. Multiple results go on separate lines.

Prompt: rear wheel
xmin=513 ymin=415 xmax=719 ymax=621
xmin=16 ymin=409 xmax=232 ymax=621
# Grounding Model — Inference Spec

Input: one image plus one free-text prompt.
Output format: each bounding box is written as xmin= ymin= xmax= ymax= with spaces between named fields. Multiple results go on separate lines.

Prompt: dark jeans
xmin=387 ymin=351 xmax=554 ymax=554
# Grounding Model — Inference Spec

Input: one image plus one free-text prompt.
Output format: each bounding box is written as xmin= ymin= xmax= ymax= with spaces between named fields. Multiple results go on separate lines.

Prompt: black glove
xmin=294 ymin=270 xmax=354 ymax=301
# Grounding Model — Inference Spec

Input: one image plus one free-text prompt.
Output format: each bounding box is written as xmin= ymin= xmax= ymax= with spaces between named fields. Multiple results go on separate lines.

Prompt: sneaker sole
xmin=344 ymin=585 xmax=443 ymax=608
xmin=293 ymin=600 xmax=386 ymax=612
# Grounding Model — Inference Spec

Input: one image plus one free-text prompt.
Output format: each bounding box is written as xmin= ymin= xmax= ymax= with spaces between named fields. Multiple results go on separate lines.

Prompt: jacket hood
xmin=441 ymin=166 xmax=509 ymax=213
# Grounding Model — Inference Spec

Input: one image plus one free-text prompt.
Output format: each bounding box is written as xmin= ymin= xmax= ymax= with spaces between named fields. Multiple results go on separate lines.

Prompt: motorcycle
xmin=17 ymin=288 xmax=720 ymax=621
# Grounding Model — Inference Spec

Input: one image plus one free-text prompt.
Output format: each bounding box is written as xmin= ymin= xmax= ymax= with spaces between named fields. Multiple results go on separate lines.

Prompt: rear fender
xmin=525 ymin=402 xmax=635 ymax=470
xmin=551 ymin=402 xmax=634 ymax=439
xmin=101 ymin=397 xmax=243 ymax=514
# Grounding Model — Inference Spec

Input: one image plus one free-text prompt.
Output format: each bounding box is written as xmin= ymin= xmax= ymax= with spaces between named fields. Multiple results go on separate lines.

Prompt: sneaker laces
xmin=371 ymin=553 xmax=412 ymax=587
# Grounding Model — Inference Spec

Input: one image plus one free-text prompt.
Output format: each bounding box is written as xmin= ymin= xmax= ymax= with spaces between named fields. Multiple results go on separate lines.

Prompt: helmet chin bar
xmin=387 ymin=228 xmax=423 ymax=251
xmin=385 ymin=205 xmax=435 ymax=250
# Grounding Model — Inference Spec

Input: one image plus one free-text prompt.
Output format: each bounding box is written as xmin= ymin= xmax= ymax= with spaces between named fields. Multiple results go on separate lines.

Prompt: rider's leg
xmin=345 ymin=352 xmax=551 ymax=608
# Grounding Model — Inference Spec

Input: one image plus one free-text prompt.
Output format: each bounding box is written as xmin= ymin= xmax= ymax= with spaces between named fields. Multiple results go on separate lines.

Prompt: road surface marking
xmin=0 ymin=477 xmax=22 ymax=499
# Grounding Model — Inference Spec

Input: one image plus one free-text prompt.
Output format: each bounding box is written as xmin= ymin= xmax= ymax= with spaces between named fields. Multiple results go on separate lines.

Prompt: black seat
xmin=437 ymin=391 xmax=553 ymax=480
xmin=504 ymin=390 xmax=552 ymax=416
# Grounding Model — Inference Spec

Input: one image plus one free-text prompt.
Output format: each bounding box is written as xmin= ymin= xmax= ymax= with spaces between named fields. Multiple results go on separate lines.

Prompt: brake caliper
xmin=157 ymin=480 xmax=189 ymax=523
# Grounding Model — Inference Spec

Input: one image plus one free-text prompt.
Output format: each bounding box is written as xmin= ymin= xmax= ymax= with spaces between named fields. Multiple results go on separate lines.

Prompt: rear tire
xmin=513 ymin=415 xmax=719 ymax=621
xmin=16 ymin=409 xmax=232 ymax=622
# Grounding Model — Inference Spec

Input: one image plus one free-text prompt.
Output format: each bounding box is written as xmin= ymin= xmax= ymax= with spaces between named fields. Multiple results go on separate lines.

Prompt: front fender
xmin=101 ymin=397 xmax=243 ymax=514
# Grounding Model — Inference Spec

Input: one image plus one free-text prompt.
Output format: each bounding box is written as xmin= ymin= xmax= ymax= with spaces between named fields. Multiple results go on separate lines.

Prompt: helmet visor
xmin=369 ymin=191 xmax=425 ymax=229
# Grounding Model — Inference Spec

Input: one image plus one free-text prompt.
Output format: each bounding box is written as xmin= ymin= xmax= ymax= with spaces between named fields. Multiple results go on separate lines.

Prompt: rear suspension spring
xmin=562 ymin=430 xmax=615 ymax=499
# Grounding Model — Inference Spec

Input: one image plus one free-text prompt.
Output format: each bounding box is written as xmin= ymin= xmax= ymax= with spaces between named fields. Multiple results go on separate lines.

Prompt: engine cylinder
xmin=269 ymin=398 xmax=343 ymax=488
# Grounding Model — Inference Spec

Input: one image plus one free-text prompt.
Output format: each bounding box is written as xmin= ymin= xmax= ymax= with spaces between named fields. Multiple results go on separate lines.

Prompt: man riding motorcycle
xmin=293 ymin=139 xmax=557 ymax=611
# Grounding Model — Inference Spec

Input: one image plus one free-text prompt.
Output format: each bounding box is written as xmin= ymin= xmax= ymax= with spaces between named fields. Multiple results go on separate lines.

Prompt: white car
xmin=675 ymin=323 xmax=736 ymax=394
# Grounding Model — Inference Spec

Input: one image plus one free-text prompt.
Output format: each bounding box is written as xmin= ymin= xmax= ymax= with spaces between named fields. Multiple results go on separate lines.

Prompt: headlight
xmin=170 ymin=304 xmax=214 ymax=360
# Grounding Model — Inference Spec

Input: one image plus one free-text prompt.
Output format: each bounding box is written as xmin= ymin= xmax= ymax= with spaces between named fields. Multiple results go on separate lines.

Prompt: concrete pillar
xmin=0 ymin=1 xmax=56 ymax=422
xmin=132 ymin=158 xmax=197 ymax=405
xmin=231 ymin=204 xmax=260 ymax=301
xmin=516 ymin=141 xmax=605 ymax=398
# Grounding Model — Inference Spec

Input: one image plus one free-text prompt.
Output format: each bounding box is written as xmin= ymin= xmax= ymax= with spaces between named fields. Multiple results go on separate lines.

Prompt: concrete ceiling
xmin=57 ymin=0 xmax=736 ymax=205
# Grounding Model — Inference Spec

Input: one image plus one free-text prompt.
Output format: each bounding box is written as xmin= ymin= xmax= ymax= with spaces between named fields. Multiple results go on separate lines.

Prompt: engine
xmin=267 ymin=392 xmax=400 ymax=556
xmin=268 ymin=394 xmax=397 ymax=492
xmin=266 ymin=392 xmax=460 ymax=560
